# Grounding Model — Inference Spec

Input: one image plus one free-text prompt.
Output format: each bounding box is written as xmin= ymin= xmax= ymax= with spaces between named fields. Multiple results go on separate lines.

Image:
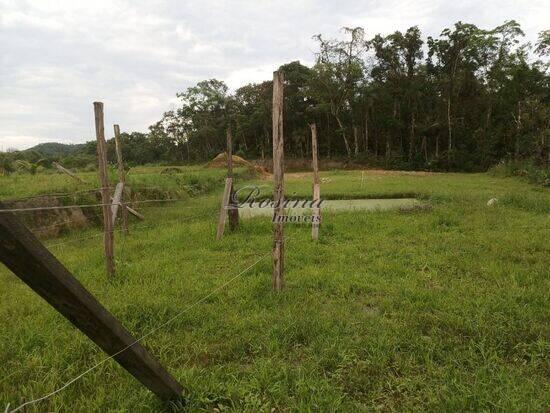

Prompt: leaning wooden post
xmin=52 ymin=161 xmax=87 ymax=184
xmin=227 ymin=128 xmax=239 ymax=231
xmin=272 ymin=71 xmax=284 ymax=291
xmin=0 ymin=204 xmax=184 ymax=400
xmin=94 ymin=102 xmax=115 ymax=277
xmin=310 ymin=123 xmax=320 ymax=240
xmin=114 ymin=124 xmax=129 ymax=234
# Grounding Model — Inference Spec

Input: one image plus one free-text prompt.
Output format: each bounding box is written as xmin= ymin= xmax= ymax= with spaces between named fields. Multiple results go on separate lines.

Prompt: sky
xmin=0 ymin=0 xmax=548 ymax=150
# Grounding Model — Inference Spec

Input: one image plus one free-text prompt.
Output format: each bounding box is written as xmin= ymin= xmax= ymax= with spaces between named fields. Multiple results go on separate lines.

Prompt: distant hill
xmin=25 ymin=142 xmax=86 ymax=157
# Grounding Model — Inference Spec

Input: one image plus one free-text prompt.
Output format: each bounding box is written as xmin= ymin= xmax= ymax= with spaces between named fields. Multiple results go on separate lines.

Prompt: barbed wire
xmin=44 ymin=209 xmax=217 ymax=249
xmin=0 ymin=198 xmax=183 ymax=213
xmin=2 ymin=187 xmax=104 ymax=202
xmin=3 ymin=181 xmax=224 ymax=204
xmin=29 ymin=218 xmax=95 ymax=233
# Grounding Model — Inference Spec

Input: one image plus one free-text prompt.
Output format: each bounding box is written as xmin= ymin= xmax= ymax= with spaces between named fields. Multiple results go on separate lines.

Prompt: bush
xmin=489 ymin=159 xmax=549 ymax=186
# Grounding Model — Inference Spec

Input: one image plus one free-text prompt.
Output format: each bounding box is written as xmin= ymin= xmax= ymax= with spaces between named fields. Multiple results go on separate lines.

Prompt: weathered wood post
xmin=272 ymin=70 xmax=284 ymax=291
xmin=114 ymin=124 xmax=129 ymax=234
xmin=0 ymin=204 xmax=184 ymax=400
xmin=310 ymin=123 xmax=320 ymax=240
xmin=227 ymin=128 xmax=239 ymax=231
xmin=216 ymin=129 xmax=240 ymax=240
xmin=216 ymin=177 xmax=232 ymax=240
xmin=52 ymin=161 xmax=87 ymax=183
xmin=111 ymin=182 xmax=124 ymax=223
xmin=94 ymin=102 xmax=115 ymax=277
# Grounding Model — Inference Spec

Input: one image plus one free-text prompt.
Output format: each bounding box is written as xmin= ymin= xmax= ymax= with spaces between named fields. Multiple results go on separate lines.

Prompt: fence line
xmin=6 ymin=234 xmax=296 ymax=413
xmin=0 ymin=198 xmax=183 ymax=213
xmin=29 ymin=218 xmax=97 ymax=232
xmin=4 ymin=187 xmax=104 ymax=202
xmin=6 ymin=182 xmax=220 ymax=203
xmin=44 ymin=209 xmax=218 ymax=249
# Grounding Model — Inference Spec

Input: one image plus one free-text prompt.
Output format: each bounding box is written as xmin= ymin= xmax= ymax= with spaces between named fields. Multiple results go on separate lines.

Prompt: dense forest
xmin=2 ymin=21 xmax=549 ymax=174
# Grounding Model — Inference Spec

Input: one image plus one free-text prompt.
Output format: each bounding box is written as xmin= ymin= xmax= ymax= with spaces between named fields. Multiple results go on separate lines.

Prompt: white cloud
xmin=0 ymin=135 xmax=58 ymax=151
xmin=0 ymin=0 xmax=547 ymax=150
xmin=225 ymin=65 xmax=278 ymax=90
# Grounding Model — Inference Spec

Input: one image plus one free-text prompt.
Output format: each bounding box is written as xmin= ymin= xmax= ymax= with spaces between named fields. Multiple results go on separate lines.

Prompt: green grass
xmin=0 ymin=165 xmax=251 ymax=200
xmin=1 ymin=168 xmax=549 ymax=412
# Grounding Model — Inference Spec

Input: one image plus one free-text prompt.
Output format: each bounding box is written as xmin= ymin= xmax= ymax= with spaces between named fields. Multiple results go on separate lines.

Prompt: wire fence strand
xmin=6 ymin=233 xmax=293 ymax=413
xmin=0 ymin=198 xmax=183 ymax=213
xmin=45 ymin=210 xmax=217 ymax=249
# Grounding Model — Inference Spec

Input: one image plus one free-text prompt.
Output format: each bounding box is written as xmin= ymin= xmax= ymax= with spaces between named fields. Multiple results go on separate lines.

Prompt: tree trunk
xmin=409 ymin=110 xmax=415 ymax=161
xmin=385 ymin=136 xmax=391 ymax=167
xmin=335 ymin=114 xmax=351 ymax=158
xmin=447 ymin=97 xmax=452 ymax=167
xmin=364 ymin=109 xmax=369 ymax=154
xmin=326 ymin=112 xmax=331 ymax=158
xmin=515 ymin=101 xmax=521 ymax=159
xmin=264 ymin=127 xmax=269 ymax=160
xmin=374 ymin=128 xmax=378 ymax=157
xmin=392 ymin=100 xmax=398 ymax=154
xmin=353 ymin=125 xmax=359 ymax=157
xmin=421 ymin=136 xmax=428 ymax=163
xmin=482 ymin=104 xmax=491 ymax=166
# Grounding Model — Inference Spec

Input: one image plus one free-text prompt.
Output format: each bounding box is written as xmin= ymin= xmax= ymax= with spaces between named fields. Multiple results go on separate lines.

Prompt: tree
xmin=309 ymin=27 xmax=366 ymax=158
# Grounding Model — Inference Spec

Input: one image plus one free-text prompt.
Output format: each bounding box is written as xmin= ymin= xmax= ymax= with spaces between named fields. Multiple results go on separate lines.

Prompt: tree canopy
xmin=2 ymin=20 xmax=548 ymax=174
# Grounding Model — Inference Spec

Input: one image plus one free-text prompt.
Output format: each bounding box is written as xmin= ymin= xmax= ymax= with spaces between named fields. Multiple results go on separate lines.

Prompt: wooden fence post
xmin=215 ymin=178 xmax=232 ymax=240
xmin=94 ymin=102 xmax=115 ymax=277
xmin=310 ymin=123 xmax=320 ymax=240
xmin=227 ymin=128 xmax=239 ymax=231
xmin=113 ymin=125 xmax=129 ymax=234
xmin=272 ymin=71 xmax=284 ymax=291
xmin=52 ymin=161 xmax=87 ymax=184
xmin=111 ymin=182 xmax=124 ymax=223
xmin=0 ymin=204 xmax=184 ymax=400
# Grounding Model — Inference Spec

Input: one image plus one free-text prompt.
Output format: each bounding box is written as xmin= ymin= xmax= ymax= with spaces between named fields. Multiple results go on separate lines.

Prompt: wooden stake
xmin=52 ymin=161 xmax=87 ymax=183
xmin=0 ymin=204 xmax=184 ymax=400
xmin=310 ymin=123 xmax=320 ymax=240
xmin=272 ymin=71 xmax=284 ymax=291
xmin=216 ymin=177 xmax=232 ymax=240
xmin=94 ymin=102 xmax=115 ymax=277
xmin=113 ymin=124 xmax=129 ymax=234
xmin=227 ymin=128 xmax=239 ymax=231
xmin=126 ymin=205 xmax=145 ymax=220
xmin=111 ymin=182 xmax=124 ymax=222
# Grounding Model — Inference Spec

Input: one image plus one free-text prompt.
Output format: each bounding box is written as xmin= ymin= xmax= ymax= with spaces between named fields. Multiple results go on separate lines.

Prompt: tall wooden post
xmin=310 ymin=123 xmax=320 ymax=240
xmin=114 ymin=124 xmax=128 ymax=234
xmin=94 ymin=102 xmax=115 ymax=277
xmin=227 ymin=128 xmax=239 ymax=231
xmin=272 ymin=71 xmax=284 ymax=291
xmin=0 ymin=205 xmax=184 ymax=400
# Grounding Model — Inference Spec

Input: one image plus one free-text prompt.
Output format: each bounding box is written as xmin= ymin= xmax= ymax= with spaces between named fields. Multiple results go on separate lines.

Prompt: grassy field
xmin=0 ymin=167 xmax=549 ymax=412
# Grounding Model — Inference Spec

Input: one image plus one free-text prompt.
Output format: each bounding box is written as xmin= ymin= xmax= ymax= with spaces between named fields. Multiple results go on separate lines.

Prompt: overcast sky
xmin=0 ymin=0 xmax=547 ymax=150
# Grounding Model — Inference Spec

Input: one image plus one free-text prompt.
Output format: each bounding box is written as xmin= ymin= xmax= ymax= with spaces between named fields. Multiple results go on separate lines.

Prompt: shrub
xmin=489 ymin=159 xmax=549 ymax=186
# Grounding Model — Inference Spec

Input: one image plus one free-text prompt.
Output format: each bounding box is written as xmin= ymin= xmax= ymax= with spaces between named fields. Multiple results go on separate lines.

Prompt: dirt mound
xmin=3 ymin=196 xmax=90 ymax=238
xmin=208 ymin=152 xmax=253 ymax=168
xmin=207 ymin=152 xmax=269 ymax=177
